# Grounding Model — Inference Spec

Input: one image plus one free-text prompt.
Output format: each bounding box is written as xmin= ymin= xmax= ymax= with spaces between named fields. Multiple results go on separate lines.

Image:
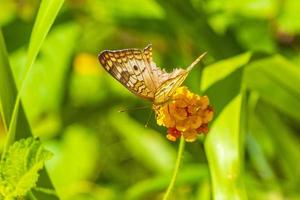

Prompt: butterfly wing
xmin=98 ymin=44 xmax=161 ymax=101
xmin=99 ymin=44 xmax=206 ymax=104
xmin=154 ymin=52 xmax=207 ymax=104
xmin=154 ymin=69 xmax=188 ymax=104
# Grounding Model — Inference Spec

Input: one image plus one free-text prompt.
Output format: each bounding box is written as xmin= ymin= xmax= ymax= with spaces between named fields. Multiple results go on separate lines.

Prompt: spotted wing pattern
xmin=98 ymin=45 xmax=161 ymax=100
xmin=98 ymin=44 xmax=205 ymax=105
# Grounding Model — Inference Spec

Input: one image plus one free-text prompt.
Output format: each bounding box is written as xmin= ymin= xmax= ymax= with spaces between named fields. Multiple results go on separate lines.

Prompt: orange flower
xmin=153 ymin=86 xmax=214 ymax=142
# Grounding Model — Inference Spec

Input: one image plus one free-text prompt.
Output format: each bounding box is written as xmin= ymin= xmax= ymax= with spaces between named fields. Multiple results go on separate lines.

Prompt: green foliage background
xmin=0 ymin=0 xmax=300 ymax=199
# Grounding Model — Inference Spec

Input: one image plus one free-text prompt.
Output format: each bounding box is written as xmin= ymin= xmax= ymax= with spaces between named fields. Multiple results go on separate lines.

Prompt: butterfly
xmin=98 ymin=44 xmax=206 ymax=105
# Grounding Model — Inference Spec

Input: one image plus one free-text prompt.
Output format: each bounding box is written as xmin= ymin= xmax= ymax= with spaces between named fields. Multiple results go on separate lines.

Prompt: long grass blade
xmin=7 ymin=0 xmax=65 ymax=147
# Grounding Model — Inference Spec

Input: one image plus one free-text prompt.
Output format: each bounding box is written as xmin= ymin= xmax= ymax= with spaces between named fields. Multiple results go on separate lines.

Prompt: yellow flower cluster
xmin=153 ymin=86 xmax=214 ymax=142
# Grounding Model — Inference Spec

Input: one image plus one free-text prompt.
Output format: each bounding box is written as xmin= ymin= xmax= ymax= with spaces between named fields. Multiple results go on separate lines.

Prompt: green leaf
xmin=256 ymin=101 xmax=300 ymax=183
xmin=0 ymin=30 xmax=32 ymax=151
xmin=1 ymin=0 xmax=64 ymax=196
xmin=0 ymin=137 xmax=52 ymax=199
xmin=235 ymin=20 xmax=276 ymax=53
xmin=244 ymin=55 xmax=300 ymax=122
xmin=10 ymin=23 xmax=79 ymax=137
xmin=0 ymin=28 xmax=58 ymax=200
xmin=205 ymin=95 xmax=247 ymax=199
xmin=6 ymin=0 xmax=65 ymax=146
xmin=1 ymin=0 xmax=65 ymax=198
xmin=201 ymin=52 xmax=251 ymax=120
xmin=0 ymin=30 xmax=14 ymax=132
xmin=277 ymin=0 xmax=300 ymax=34
xmin=201 ymin=53 xmax=250 ymax=199
xmin=23 ymin=0 xmax=65 ymax=84
xmin=201 ymin=52 xmax=251 ymax=92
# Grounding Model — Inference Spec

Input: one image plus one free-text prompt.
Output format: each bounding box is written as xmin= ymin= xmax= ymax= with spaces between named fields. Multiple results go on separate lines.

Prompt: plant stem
xmin=28 ymin=191 xmax=38 ymax=200
xmin=163 ymin=136 xmax=185 ymax=200
xmin=34 ymin=187 xmax=58 ymax=196
xmin=1 ymin=101 xmax=19 ymax=162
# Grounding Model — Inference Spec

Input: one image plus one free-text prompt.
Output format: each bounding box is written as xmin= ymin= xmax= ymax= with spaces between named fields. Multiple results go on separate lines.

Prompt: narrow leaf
xmin=205 ymin=95 xmax=247 ymax=199
xmin=23 ymin=0 xmax=65 ymax=85
xmin=201 ymin=52 xmax=251 ymax=91
xmin=0 ymin=31 xmax=15 ymax=131
xmin=6 ymin=0 xmax=66 ymax=146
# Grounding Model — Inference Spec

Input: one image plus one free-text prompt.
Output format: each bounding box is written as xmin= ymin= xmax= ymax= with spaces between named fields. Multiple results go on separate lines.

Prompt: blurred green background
xmin=1 ymin=0 xmax=300 ymax=199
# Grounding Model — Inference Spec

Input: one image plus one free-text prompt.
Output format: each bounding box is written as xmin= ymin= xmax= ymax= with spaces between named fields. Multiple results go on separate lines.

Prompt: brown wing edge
xmin=97 ymin=45 xmax=156 ymax=101
xmin=98 ymin=44 xmax=153 ymax=70
xmin=143 ymin=44 xmax=152 ymax=60
xmin=98 ymin=50 xmax=110 ymax=71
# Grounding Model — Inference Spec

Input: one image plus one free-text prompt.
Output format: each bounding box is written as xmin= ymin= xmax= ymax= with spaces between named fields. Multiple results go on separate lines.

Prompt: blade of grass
xmin=0 ymin=30 xmax=59 ymax=200
xmin=205 ymin=95 xmax=247 ymax=199
xmin=0 ymin=31 xmax=15 ymax=132
xmin=0 ymin=34 xmax=48 ymax=199
xmin=7 ymin=0 xmax=65 ymax=147
xmin=24 ymin=0 xmax=65 ymax=80
xmin=201 ymin=54 xmax=250 ymax=199
xmin=0 ymin=31 xmax=31 ymax=154
xmin=1 ymin=0 xmax=65 ymax=198
xmin=0 ymin=33 xmax=31 ymax=143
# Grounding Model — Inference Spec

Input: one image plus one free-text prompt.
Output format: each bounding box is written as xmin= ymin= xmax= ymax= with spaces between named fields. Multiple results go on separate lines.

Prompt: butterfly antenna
xmin=187 ymin=52 xmax=207 ymax=71
xmin=144 ymin=109 xmax=153 ymax=128
xmin=118 ymin=105 xmax=150 ymax=113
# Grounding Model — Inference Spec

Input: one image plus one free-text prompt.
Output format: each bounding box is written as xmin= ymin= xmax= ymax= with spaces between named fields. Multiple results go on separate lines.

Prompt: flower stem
xmin=163 ymin=136 xmax=185 ymax=200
